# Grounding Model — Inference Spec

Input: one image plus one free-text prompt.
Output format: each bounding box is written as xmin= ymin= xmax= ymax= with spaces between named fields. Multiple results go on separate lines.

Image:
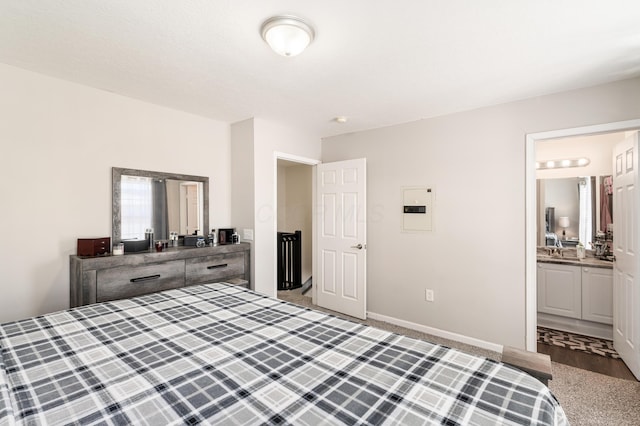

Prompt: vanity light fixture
xmin=536 ymin=157 xmax=590 ymax=170
xmin=260 ymin=15 xmax=315 ymax=57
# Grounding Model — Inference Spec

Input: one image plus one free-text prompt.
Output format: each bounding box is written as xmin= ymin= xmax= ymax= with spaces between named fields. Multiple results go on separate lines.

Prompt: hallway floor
xmin=537 ymin=327 xmax=637 ymax=381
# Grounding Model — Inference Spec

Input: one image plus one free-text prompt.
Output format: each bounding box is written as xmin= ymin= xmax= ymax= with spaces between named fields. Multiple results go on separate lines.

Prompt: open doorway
xmin=276 ymin=159 xmax=314 ymax=301
xmin=534 ymin=131 xmax=635 ymax=379
xmin=526 ymin=120 xmax=640 ymax=381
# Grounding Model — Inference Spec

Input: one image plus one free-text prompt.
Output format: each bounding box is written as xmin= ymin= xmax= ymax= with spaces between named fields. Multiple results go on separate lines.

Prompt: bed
xmin=0 ymin=283 xmax=568 ymax=425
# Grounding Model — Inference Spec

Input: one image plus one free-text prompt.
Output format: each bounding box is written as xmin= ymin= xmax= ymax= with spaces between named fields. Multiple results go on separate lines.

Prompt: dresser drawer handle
xmin=207 ymin=264 xmax=228 ymax=270
xmin=130 ymin=274 xmax=161 ymax=283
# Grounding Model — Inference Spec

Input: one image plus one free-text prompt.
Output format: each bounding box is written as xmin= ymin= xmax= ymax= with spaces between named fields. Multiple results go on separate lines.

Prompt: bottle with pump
xmin=145 ymin=228 xmax=154 ymax=250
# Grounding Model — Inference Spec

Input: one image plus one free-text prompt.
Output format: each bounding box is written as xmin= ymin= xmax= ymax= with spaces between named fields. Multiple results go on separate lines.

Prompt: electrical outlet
xmin=243 ymin=229 xmax=254 ymax=241
xmin=425 ymin=289 xmax=434 ymax=302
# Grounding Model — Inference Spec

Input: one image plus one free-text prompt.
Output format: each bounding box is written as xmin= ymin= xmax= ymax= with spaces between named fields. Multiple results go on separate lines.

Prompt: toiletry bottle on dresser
xmin=145 ymin=228 xmax=154 ymax=250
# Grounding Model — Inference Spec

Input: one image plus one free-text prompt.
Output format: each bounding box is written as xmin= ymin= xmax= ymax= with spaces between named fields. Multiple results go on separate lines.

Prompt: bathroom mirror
xmin=537 ymin=175 xmax=612 ymax=247
xmin=112 ymin=167 xmax=209 ymax=243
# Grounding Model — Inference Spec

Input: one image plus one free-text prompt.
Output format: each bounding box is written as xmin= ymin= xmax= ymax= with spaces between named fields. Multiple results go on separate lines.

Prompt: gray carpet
xmin=278 ymin=289 xmax=640 ymax=426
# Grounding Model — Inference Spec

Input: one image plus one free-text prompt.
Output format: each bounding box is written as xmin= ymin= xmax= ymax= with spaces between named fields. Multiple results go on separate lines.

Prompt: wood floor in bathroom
xmin=537 ymin=343 xmax=637 ymax=381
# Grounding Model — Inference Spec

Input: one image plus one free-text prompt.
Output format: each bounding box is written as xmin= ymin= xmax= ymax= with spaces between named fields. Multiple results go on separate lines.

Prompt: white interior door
xmin=180 ymin=183 xmax=199 ymax=235
xmin=612 ymin=131 xmax=640 ymax=380
xmin=316 ymin=158 xmax=367 ymax=319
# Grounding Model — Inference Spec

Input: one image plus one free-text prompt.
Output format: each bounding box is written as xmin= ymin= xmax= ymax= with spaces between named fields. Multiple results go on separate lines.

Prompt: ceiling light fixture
xmin=335 ymin=116 xmax=348 ymax=124
xmin=261 ymin=15 xmax=315 ymax=57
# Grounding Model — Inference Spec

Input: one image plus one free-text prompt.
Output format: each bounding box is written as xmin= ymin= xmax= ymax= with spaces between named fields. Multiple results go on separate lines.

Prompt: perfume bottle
xmin=145 ymin=228 xmax=154 ymax=250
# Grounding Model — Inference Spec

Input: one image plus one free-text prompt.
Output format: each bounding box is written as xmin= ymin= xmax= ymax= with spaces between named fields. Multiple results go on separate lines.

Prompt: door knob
xmin=351 ymin=244 xmax=363 ymax=250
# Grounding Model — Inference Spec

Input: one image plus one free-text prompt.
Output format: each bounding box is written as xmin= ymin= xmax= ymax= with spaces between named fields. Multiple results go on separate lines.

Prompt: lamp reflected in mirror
xmin=557 ymin=216 xmax=570 ymax=239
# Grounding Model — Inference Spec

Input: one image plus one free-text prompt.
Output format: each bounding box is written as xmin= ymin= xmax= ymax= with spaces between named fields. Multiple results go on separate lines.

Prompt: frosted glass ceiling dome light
xmin=261 ymin=15 xmax=315 ymax=57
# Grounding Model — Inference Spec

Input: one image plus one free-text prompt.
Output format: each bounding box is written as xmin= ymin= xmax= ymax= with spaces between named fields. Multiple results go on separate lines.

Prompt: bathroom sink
xmin=561 ymin=256 xmax=580 ymax=261
xmin=536 ymin=254 xmax=580 ymax=262
xmin=536 ymin=255 xmax=563 ymax=262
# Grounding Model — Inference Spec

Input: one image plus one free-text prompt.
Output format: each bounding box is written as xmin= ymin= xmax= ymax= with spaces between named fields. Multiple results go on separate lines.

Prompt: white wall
xmin=230 ymin=119 xmax=256 ymax=287
xmin=322 ymin=77 xmax=640 ymax=348
xmin=250 ymin=119 xmax=321 ymax=296
xmin=0 ymin=63 xmax=231 ymax=323
xmin=277 ymin=165 xmax=287 ymax=230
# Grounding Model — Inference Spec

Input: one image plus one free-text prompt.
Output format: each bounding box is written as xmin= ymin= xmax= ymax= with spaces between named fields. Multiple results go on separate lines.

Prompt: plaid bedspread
xmin=0 ymin=283 xmax=568 ymax=425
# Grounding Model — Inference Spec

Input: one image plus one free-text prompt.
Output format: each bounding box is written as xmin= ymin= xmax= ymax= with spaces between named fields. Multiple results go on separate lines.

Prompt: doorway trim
xmin=273 ymin=152 xmax=321 ymax=297
xmin=525 ymin=119 xmax=640 ymax=351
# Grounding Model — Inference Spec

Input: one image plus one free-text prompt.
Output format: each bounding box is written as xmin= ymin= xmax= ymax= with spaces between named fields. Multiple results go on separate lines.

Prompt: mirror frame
xmin=112 ymin=167 xmax=209 ymax=243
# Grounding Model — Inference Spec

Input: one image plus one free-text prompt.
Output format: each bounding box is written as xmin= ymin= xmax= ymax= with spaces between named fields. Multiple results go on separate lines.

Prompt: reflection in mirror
xmin=538 ymin=176 xmax=612 ymax=247
xmin=113 ymin=168 xmax=209 ymax=243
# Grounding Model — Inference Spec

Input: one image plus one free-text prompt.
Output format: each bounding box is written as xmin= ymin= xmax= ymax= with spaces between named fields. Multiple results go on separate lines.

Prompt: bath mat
xmin=537 ymin=326 xmax=620 ymax=359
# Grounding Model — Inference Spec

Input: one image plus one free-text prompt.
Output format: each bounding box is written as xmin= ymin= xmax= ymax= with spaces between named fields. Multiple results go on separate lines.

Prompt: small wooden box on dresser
xmin=70 ymin=243 xmax=251 ymax=307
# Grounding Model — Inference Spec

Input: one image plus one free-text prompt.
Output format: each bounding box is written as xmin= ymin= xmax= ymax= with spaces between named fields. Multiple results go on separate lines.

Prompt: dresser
xmin=70 ymin=243 xmax=251 ymax=307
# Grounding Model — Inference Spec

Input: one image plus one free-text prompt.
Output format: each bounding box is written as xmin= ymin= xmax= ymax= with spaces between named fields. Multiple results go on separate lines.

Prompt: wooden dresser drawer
xmin=186 ymin=252 xmax=245 ymax=285
xmin=71 ymin=243 xmax=251 ymax=307
xmin=96 ymin=260 xmax=185 ymax=303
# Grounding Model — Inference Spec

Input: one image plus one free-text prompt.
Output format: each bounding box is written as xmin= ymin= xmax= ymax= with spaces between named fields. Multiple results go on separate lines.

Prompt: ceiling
xmin=1 ymin=1 xmax=639 ymax=139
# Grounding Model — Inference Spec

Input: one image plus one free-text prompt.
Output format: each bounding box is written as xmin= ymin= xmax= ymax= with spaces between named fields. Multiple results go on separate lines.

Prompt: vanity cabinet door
xmin=582 ymin=267 xmax=613 ymax=324
xmin=537 ymin=263 xmax=582 ymax=319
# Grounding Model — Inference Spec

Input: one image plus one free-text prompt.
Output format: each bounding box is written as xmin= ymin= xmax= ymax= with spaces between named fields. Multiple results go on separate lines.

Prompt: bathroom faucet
xmin=547 ymin=247 xmax=563 ymax=257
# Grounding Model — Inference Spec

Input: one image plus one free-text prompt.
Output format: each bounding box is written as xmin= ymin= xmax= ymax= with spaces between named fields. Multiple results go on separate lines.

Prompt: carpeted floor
xmin=278 ymin=288 xmax=640 ymax=426
xmin=537 ymin=326 xmax=620 ymax=359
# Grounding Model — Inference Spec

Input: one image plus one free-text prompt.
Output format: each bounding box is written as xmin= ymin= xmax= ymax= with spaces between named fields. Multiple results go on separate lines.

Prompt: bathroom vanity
xmin=537 ymin=252 xmax=613 ymax=339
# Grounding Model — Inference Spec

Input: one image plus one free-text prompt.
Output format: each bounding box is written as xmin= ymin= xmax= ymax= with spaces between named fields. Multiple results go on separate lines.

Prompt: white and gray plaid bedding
xmin=0 ymin=283 xmax=568 ymax=425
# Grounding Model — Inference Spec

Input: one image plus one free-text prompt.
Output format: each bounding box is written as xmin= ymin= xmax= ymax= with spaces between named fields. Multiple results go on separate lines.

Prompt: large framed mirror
xmin=537 ymin=175 xmax=612 ymax=247
xmin=112 ymin=167 xmax=209 ymax=243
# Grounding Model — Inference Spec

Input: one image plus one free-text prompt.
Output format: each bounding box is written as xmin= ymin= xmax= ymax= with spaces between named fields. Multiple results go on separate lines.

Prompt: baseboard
xmin=537 ymin=313 xmax=613 ymax=340
xmin=300 ymin=277 xmax=312 ymax=295
xmin=366 ymin=311 xmax=503 ymax=353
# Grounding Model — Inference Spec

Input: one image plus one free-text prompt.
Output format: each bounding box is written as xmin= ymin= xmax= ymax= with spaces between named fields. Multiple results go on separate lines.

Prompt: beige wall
xmin=277 ymin=164 xmax=313 ymax=283
xmin=322 ymin=77 xmax=640 ymax=348
xmin=536 ymin=132 xmax=625 ymax=244
xmin=536 ymin=132 xmax=622 ymax=179
xmin=0 ymin=63 xmax=231 ymax=323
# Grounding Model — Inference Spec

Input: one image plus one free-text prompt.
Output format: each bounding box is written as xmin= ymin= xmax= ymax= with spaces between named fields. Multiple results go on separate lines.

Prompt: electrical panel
xmin=402 ymin=187 xmax=433 ymax=231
